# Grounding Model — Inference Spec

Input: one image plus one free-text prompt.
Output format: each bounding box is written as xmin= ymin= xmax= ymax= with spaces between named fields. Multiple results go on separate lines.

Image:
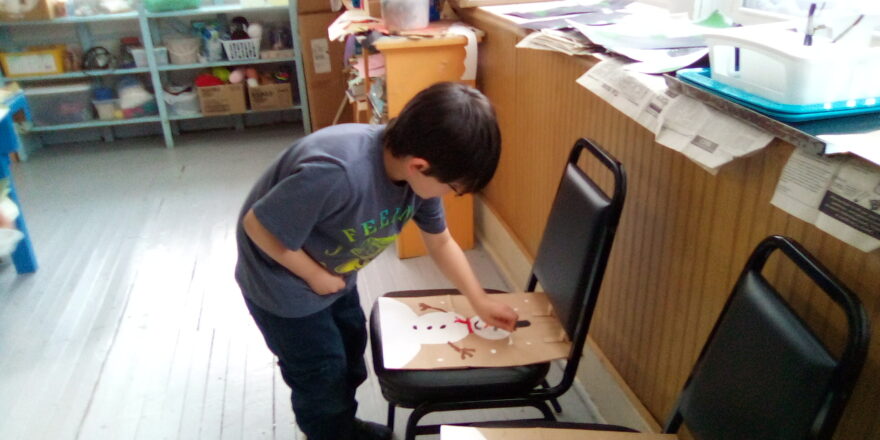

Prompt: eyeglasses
xmin=448 ymin=183 xmax=464 ymax=196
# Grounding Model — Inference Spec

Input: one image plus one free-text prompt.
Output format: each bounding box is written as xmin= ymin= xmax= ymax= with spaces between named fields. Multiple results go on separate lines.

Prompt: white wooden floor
xmin=0 ymin=125 xmax=597 ymax=440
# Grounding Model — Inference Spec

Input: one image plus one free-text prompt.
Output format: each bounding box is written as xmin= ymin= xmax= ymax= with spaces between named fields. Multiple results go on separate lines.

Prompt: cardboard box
xmin=0 ymin=45 xmax=65 ymax=78
xmin=0 ymin=0 xmax=54 ymax=21
xmin=248 ymin=83 xmax=293 ymax=111
xmin=364 ymin=0 xmax=381 ymax=18
xmin=298 ymin=11 xmax=352 ymax=131
xmin=196 ymin=84 xmax=246 ymax=116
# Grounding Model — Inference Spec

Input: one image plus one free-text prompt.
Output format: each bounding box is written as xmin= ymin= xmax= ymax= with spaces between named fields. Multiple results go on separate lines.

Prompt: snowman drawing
xmin=378 ymin=297 xmax=522 ymax=369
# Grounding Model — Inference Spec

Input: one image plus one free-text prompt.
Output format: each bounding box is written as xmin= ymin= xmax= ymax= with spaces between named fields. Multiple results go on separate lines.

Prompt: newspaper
xmin=654 ymin=95 xmax=775 ymax=173
xmin=576 ymin=59 xmax=774 ymax=173
xmin=771 ymin=148 xmax=880 ymax=252
xmin=575 ymin=57 xmax=670 ymax=132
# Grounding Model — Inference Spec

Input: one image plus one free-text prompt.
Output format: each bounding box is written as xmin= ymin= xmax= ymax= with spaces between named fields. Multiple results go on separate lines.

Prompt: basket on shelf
xmin=221 ymin=38 xmax=261 ymax=61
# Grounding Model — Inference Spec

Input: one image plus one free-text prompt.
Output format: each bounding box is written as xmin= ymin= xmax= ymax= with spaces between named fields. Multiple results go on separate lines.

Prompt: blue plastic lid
xmin=93 ymin=87 xmax=115 ymax=100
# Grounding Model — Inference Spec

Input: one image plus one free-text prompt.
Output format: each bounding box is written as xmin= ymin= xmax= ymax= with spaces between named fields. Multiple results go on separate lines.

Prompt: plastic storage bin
xmin=221 ymin=38 xmax=261 ymax=61
xmin=131 ymin=47 xmax=169 ymax=67
xmin=24 ymin=83 xmax=93 ymax=126
xmin=163 ymin=89 xmax=200 ymax=115
xmin=705 ymin=23 xmax=880 ymax=106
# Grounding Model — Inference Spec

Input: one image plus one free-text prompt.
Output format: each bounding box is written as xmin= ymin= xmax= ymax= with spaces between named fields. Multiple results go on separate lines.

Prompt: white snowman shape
xmin=378 ymin=298 xmax=511 ymax=368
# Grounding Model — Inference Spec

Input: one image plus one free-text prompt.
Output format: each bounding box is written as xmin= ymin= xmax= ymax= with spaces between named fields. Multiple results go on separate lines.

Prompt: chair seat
xmin=369 ymin=289 xmax=550 ymax=406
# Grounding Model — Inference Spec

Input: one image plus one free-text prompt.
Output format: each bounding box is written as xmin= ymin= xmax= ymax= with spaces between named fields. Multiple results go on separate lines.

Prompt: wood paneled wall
xmin=461 ymin=8 xmax=880 ymax=438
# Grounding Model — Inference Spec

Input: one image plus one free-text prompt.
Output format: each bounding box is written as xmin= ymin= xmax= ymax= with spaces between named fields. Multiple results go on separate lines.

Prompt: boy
xmin=235 ymin=82 xmax=517 ymax=440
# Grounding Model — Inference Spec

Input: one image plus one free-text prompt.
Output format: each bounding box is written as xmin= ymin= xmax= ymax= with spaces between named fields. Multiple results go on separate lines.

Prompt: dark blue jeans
xmin=245 ymin=288 xmax=368 ymax=440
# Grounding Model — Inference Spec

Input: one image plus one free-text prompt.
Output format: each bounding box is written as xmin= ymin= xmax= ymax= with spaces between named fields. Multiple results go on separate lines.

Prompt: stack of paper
xmin=516 ymin=28 xmax=602 ymax=56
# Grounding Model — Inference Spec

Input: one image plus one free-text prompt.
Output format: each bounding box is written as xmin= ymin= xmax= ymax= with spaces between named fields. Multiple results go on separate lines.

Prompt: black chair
xmin=369 ymin=138 xmax=627 ymax=440
xmin=464 ymin=235 xmax=871 ymax=440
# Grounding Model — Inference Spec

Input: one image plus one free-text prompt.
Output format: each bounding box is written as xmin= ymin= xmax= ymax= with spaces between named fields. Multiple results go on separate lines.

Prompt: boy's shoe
xmin=354 ymin=418 xmax=393 ymax=440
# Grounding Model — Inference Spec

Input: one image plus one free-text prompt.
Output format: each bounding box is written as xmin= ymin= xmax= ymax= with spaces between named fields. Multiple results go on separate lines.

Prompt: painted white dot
xmin=524 ymin=299 xmax=530 ymax=303
xmin=490 ymin=349 xmax=497 ymax=354
xmin=824 ymin=102 xmax=833 ymax=110
xmin=526 ymin=341 xmax=532 ymax=345
xmin=866 ymin=98 xmax=877 ymax=106
xmin=513 ymin=308 xmax=519 ymax=312
xmin=439 ymin=301 xmax=446 ymax=304
xmin=846 ymin=99 xmax=857 ymax=108
xmin=437 ymin=358 xmax=444 ymax=362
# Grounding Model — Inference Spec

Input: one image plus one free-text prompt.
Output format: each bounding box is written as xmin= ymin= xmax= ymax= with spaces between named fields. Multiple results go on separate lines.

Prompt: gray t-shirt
xmin=235 ymin=124 xmax=446 ymax=318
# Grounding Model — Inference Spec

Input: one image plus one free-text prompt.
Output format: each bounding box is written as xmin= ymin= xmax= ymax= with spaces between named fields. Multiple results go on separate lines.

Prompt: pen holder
xmin=704 ymin=22 xmax=880 ymax=106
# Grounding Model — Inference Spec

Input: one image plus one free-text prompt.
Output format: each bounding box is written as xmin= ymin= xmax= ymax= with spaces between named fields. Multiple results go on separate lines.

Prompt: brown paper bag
xmin=378 ymin=292 xmax=570 ymax=369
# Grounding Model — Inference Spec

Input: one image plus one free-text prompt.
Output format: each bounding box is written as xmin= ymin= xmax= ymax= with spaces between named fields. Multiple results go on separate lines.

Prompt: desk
xmin=1 ymin=91 xmax=38 ymax=274
xmin=459 ymin=7 xmax=879 ymax=437
xmin=372 ymin=34 xmax=476 ymax=258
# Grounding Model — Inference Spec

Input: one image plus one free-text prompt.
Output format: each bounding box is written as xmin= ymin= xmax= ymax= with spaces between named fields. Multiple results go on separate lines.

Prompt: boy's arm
xmin=421 ymin=228 xmax=518 ymax=331
xmin=242 ymin=209 xmax=346 ymax=295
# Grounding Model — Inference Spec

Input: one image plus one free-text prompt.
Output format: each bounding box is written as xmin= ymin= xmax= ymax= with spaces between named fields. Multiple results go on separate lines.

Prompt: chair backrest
xmin=664 ymin=236 xmax=870 ymax=440
xmin=528 ymin=138 xmax=626 ymax=397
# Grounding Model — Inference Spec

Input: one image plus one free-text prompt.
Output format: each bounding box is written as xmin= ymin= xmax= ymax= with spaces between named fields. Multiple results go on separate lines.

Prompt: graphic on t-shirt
xmin=333 ymin=234 xmax=397 ymax=273
xmin=324 ymin=205 xmax=416 ymax=274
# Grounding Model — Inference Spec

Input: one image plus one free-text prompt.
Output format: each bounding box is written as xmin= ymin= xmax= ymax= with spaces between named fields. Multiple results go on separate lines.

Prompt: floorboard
xmin=0 ymin=126 xmax=597 ymax=439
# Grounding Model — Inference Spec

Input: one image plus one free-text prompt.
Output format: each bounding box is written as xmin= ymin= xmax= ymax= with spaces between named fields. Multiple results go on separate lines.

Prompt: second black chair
xmin=369 ymin=138 xmax=627 ymax=440
xmin=462 ymin=235 xmax=871 ymax=440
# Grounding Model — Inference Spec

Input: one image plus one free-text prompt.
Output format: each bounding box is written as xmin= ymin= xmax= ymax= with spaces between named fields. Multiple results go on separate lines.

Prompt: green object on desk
xmin=695 ymin=10 xmax=735 ymax=29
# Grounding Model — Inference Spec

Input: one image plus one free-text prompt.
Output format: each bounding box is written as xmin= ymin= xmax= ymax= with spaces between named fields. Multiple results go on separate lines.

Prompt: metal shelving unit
xmin=27 ymin=115 xmax=162 ymax=132
xmin=0 ymin=0 xmax=311 ymax=150
xmin=9 ymin=67 xmax=152 ymax=82
xmin=157 ymin=56 xmax=296 ymax=71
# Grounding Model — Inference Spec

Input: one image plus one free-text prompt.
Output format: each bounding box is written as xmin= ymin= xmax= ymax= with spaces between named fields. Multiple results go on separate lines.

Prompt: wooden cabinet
xmin=373 ymin=34 xmax=476 ymax=258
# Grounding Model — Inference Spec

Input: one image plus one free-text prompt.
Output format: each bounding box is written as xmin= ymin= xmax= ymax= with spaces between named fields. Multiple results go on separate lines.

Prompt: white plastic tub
xmin=705 ymin=23 xmax=880 ymax=106
xmin=164 ymin=37 xmax=200 ymax=65
xmin=131 ymin=47 xmax=169 ymax=67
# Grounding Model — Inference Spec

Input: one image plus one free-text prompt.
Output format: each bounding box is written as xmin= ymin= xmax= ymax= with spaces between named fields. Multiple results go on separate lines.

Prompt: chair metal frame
xmin=371 ymin=138 xmax=627 ymax=440
xmin=662 ymin=235 xmax=870 ymax=440
xmin=457 ymin=236 xmax=870 ymax=440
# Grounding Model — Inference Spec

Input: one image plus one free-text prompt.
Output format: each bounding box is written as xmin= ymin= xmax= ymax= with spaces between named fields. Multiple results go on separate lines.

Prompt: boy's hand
xmin=305 ymin=270 xmax=346 ymax=295
xmin=473 ymin=297 xmax=518 ymax=332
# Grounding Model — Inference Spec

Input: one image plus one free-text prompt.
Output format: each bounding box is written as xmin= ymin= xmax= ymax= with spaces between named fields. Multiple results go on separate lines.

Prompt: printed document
xmin=654 ymin=95 xmax=774 ymax=173
xmin=772 ymin=148 xmax=880 ymax=252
